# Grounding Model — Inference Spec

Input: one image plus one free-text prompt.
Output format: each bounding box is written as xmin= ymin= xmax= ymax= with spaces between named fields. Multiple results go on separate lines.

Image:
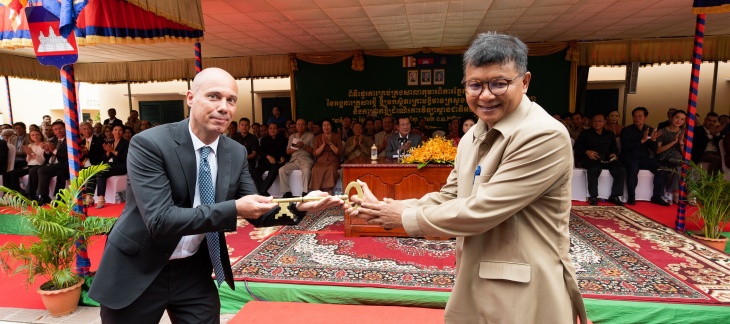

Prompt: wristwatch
xmin=288 ymin=202 xmax=307 ymax=219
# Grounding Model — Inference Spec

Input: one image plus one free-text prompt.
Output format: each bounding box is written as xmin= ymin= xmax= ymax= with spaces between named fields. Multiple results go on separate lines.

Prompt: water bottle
xmin=371 ymin=144 xmax=377 ymax=160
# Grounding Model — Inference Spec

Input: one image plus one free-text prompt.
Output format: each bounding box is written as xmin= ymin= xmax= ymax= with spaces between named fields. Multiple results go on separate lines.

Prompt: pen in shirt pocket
xmin=473 ymin=165 xmax=481 ymax=184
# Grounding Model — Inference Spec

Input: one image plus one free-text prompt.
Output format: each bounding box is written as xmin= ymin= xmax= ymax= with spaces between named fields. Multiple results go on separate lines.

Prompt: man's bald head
xmin=191 ymin=67 xmax=238 ymax=94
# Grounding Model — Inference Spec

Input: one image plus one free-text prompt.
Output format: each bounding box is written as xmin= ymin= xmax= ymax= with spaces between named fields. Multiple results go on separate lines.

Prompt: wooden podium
xmin=341 ymin=156 xmax=453 ymax=237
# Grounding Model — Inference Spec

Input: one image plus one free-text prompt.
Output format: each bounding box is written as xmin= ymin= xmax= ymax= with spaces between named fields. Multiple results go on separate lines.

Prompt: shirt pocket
xmin=479 ymin=260 xmax=531 ymax=283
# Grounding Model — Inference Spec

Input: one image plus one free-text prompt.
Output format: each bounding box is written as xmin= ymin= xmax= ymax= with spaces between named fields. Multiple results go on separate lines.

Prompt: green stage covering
xmin=217 ymin=282 xmax=730 ymax=323
xmin=0 ymin=214 xmax=32 ymax=235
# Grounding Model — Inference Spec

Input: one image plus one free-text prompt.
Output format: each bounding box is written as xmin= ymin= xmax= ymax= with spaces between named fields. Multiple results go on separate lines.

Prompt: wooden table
xmin=341 ymin=156 xmax=453 ymax=237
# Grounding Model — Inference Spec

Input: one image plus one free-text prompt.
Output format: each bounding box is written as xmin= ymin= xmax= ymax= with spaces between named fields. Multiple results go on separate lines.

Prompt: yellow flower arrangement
xmin=402 ymin=136 xmax=457 ymax=169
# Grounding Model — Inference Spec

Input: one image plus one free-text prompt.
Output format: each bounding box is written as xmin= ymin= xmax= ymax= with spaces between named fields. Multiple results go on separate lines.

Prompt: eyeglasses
xmin=462 ymin=72 xmax=526 ymax=97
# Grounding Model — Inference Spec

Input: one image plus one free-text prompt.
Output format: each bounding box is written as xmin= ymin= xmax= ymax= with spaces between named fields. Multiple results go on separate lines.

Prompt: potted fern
xmin=0 ymin=164 xmax=116 ymax=316
xmin=685 ymin=162 xmax=730 ymax=251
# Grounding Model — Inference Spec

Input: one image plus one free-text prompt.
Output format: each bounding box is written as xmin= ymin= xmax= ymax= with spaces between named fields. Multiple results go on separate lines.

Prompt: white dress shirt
xmin=169 ymin=124 xmax=220 ymax=260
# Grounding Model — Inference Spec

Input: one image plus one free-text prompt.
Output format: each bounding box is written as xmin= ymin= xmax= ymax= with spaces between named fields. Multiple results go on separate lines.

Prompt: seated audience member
xmin=86 ymin=124 xmax=129 ymax=208
xmin=42 ymin=123 xmax=55 ymax=142
xmin=122 ymin=126 xmax=135 ymax=142
xmin=620 ymin=107 xmax=669 ymax=206
xmin=252 ymin=123 xmax=287 ymax=195
xmin=252 ymin=123 xmax=261 ymax=140
xmin=413 ymin=117 xmax=429 ymax=140
xmin=716 ymin=114 xmax=729 ymax=136
xmin=307 ymin=120 xmax=316 ymax=134
xmin=287 ymin=122 xmax=297 ymax=137
xmin=28 ymin=124 xmax=40 ymax=133
xmin=364 ymin=118 xmax=376 ymax=141
xmin=691 ymin=112 xmax=722 ymax=174
xmin=445 ymin=118 xmax=460 ymax=142
xmin=338 ymin=116 xmax=354 ymax=141
xmin=234 ymin=118 xmax=259 ymax=174
xmin=279 ymin=119 xmax=315 ymax=198
xmin=102 ymin=125 xmax=114 ymax=143
xmin=79 ymin=121 xmax=106 ymax=169
xmin=0 ymin=131 xmax=8 ymax=175
xmin=373 ymin=118 xmax=383 ymax=134
xmin=1 ymin=129 xmax=14 ymax=140
xmin=226 ymin=120 xmax=238 ymax=138
xmin=724 ymin=130 xmax=730 ymax=171
xmin=344 ymin=121 xmax=374 ymax=161
xmin=93 ymin=122 xmax=103 ymax=137
xmin=310 ymin=119 xmax=342 ymax=194
xmin=29 ymin=121 xmax=69 ymax=205
xmin=656 ymin=110 xmax=686 ymax=204
xmin=605 ymin=110 xmax=622 ymax=137
xmin=582 ymin=115 xmax=590 ymax=130
xmin=657 ymin=107 xmax=677 ymax=130
xmin=258 ymin=123 xmax=269 ymax=140
xmin=453 ymin=115 xmax=477 ymax=147
xmin=42 ymin=115 xmax=51 ymax=125
xmin=561 ymin=113 xmax=573 ymax=128
xmin=127 ymin=110 xmax=142 ymax=133
xmin=374 ymin=116 xmax=394 ymax=157
xmin=11 ymin=122 xmax=31 ymax=169
xmin=3 ymin=129 xmax=44 ymax=193
xmin=569 ymin=112 xmax=584 ymax=140
xmin=385 ymin=116 xmax=423 ymax=158
xmin=139 ymin=120 xmax=152 ymax=131
xmin=575 ymin=114 xmax=625 ymax=206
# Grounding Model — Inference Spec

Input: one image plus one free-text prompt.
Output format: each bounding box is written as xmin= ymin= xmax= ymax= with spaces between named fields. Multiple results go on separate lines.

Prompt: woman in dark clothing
xmin=86 ymin=124 xmax=128 ymax=208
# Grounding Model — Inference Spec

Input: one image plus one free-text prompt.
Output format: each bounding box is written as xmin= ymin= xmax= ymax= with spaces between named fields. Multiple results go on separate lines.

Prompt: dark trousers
xmin=85 ymin=164 xmax=126 ymax=197
xmin=583 ymin=159 xmax=626 ymax=198
xmin=621 ymin=157 xmax=665 ymax=198
xmin=27 ymin=165 xmax=45 ymax=198
xmin=37 ymin=163 xmax=69 ymax=198
xmin=99 ymin=244 xmax=220 ymax=324
xmin=3 ymin=166 xmax=31 ymax=193
xmin=252 ymin=162 xmax=281 ymax=195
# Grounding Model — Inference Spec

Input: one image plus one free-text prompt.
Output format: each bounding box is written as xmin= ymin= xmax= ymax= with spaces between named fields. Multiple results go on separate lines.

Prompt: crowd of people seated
xmin=224 ymin=106 xmax=479 ymax=197
xmin=12 ymin=104 xmax=725 ymax=204
xmin=567 ymin=107 xmax=730 ymax=206
xmin=0 ymin=108 xmax=155 ymax=207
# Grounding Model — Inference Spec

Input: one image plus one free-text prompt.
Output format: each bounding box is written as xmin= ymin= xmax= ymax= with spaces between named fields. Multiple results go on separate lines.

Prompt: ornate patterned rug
xmin=228 ymin=207 xmax=729 ymax=304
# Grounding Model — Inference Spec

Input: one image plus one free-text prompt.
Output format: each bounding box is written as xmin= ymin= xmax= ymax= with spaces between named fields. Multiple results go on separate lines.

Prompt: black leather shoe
xmin=626 ymin=196 xmax=636 ymax=205
xmin=282 ymin=192 xmax=293 ymax=198
xmin=588 ymin=197 xmax=598 ymax=205
xmin=650 ymin=196 xmax=670 ymax=206
xmin=608 ymin=195 xmax=624 ymax=206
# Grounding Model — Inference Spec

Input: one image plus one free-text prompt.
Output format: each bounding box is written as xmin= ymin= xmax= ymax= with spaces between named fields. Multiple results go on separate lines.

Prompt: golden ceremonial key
xmin=271 ymin=181 xmax=365 ymax=219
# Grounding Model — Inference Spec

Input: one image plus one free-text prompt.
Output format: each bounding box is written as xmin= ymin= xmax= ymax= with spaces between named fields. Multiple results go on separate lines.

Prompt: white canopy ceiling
xmin=1 ymin=0 xmax=729 ymax=63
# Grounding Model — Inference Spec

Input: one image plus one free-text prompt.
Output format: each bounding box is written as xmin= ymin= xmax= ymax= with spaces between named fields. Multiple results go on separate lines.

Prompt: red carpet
xmin=0 ymin=234 xmax=105 ymax=309
xmin=229 ymin=301 xmax=446 ymax=324
xmin=229 ymin=301 xmax=593 ymax=324
xmin=573 ymin=206 xmax=729 ymax=304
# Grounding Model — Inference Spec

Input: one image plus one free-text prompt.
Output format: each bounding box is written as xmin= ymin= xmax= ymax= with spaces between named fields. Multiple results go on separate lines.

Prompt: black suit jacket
xmin=43 ymin=138 xmax=68 ymax=166
xmin=0 ymin=139 xmax=8 ymax=174
xmin=89 ymin=119 xmax=256 ymax=309
xmin=104 ymin=139 xmax=129 ymax=169
xmin=691 ymin=126 xmax=715 ymax=163
xmin=103 ymin=118 xmax=124 ymax=128
xmin=82 ymin=135 xmax=106 ymax=166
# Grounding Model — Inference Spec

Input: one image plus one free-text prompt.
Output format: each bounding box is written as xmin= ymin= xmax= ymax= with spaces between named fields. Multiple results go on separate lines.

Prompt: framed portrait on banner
xmin=407 ymin=70 xmax=418 ymax=86
xmin=433 ymin=69 xmax=445 ymax=85
xmin=420 ymin=70 xmax=432 ymax=85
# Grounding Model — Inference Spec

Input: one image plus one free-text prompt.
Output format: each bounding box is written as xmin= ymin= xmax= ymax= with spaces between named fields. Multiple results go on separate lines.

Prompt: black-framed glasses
xmin=461 ymin=72 xmax=526 ymax=97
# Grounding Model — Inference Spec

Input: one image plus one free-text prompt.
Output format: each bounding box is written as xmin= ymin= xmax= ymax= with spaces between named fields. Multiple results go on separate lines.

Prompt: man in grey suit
xmin=384 ymin=116 xmax=422 ymax=158
xmin=89 ymin=68 xmax=343 ymax=323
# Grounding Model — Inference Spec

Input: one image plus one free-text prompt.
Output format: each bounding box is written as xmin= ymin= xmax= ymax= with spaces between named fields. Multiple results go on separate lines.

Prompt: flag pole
xmin=676 ymin=13 xmax=706 ymax=232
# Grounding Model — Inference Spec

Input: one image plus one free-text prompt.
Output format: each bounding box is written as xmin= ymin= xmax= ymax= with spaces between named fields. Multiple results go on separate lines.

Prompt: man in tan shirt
xmin=348 ymin=33 xmax=587 ymax=324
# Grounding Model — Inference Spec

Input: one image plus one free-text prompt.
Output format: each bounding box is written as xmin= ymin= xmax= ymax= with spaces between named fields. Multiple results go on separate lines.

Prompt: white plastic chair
xmin=289 ymin=169 xmax=304 ymax=196
xmin=93 ymin=175 xmax=128 ymax=203
xmin=571 ymin=168 xmax=588 ymax=201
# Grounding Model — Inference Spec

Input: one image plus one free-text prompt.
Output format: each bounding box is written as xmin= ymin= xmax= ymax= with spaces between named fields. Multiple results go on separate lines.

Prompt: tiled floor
xmin=0 ymin=307 xmax=235 ymax=323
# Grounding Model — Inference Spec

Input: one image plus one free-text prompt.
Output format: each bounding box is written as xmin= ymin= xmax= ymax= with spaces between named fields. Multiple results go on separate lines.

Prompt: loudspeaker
xmin=625 ymin=62 xmax=639 ymax=94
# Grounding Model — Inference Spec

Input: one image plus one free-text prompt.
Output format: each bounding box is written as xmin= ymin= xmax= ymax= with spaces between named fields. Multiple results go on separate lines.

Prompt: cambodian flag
xmin=31 ymin=0 xmax=87 ymax=37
